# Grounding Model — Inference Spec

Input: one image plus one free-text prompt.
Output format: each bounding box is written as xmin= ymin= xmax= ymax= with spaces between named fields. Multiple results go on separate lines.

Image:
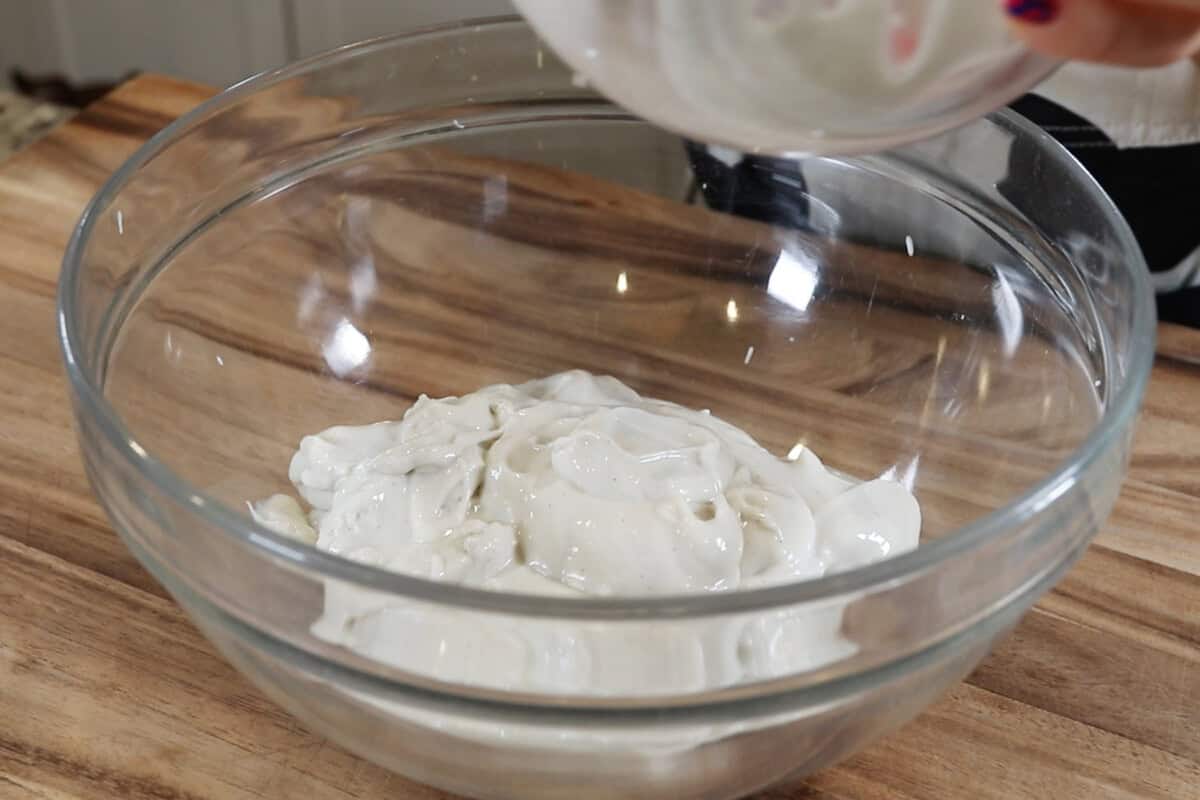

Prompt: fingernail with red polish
xmin=1005 ymin=0 xmax=1059 ymax=24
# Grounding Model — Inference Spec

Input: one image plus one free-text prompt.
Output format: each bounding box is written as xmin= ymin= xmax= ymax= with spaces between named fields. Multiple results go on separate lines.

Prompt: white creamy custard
xmin=253 ymin=370 xmax=920 ymax=694
xmin=514 ymin=0 xmax=1023 ymax=154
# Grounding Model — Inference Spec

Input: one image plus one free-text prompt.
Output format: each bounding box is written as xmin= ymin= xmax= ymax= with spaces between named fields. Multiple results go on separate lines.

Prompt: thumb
xmin=1005 ymin=0 xmax=1200 ymax=66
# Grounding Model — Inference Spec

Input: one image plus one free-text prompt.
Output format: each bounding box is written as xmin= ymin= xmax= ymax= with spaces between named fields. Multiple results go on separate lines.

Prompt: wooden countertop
xmin=0 ymin=75 xmax=1197 ymax=800
xmin=0 ymin=91 xmax=73 ymax=162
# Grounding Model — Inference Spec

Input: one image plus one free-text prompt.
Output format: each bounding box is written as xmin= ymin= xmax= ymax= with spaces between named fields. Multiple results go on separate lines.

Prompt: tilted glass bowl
xmin=59 ymin=18 xmax=1153 ymax=800
xmin=514 ymin=0 xmax=1058 ymax=155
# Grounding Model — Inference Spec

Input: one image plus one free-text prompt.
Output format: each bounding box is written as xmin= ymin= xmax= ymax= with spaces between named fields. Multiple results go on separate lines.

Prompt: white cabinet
xmin=61 ymin=0 xmax=289 ymax=88
xmin=289 ymin=0 xmax=514 ymax=58
xmin=1 ymin=0 xmax=514 ymax=90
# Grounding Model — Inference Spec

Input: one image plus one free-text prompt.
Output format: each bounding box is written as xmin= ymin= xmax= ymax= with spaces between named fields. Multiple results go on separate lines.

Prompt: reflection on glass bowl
xmin=59 ymin=18 xmax=1153 ymax=800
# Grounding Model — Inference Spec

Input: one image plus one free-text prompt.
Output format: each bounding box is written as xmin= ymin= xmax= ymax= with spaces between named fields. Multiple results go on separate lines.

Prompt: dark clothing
xmin=1010 ymin=95 xmax=1200 ymax=327
xmin=687 ymin=97 xmax=1200 ymax=327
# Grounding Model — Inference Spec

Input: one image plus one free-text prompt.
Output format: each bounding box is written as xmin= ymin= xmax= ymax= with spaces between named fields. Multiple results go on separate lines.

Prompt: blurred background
xmin=1 ymin=0 xmax=515 ymax=92
xmin=0 ymin=0 xmax=512 ymax=156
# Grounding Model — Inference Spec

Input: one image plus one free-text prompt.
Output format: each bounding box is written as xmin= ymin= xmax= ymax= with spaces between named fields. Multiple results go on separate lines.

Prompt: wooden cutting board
xmin=0 ymin=75 xmax=1196 ymax=800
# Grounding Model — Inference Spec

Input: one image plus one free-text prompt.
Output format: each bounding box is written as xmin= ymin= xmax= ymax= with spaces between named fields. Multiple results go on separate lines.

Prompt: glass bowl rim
xmin=57 ymin=16 xmax=1157 ymax=621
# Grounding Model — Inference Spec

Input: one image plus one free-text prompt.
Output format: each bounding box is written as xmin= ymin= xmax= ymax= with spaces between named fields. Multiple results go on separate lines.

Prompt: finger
xmin=1005 ymin=0 xmax=1200 ymax=67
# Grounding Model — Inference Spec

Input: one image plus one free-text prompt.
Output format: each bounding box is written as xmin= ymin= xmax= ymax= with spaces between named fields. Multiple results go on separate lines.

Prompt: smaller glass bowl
xmin=515 ymin=0 xmax=1058 ymax=155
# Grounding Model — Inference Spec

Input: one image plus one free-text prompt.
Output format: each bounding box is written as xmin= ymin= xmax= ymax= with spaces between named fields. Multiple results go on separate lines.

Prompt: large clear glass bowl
xmin=59 ymin=18 xmax=1154 ymax=800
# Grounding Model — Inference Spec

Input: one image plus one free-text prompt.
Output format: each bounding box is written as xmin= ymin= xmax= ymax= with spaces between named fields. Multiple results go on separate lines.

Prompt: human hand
xmin=1005 ymin=0 xmax=1200 ymax=66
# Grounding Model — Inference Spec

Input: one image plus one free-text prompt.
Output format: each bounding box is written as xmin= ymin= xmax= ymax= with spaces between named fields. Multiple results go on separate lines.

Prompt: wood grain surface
xmin=0 ymin=75 xmax=1197 ymax=800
